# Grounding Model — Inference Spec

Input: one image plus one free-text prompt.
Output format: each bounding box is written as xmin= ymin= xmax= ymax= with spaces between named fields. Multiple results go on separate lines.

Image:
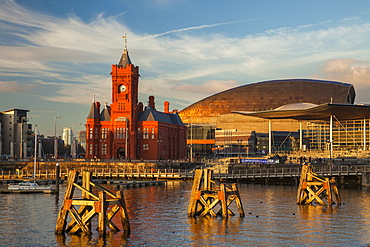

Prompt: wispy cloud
xmin=147 ymin=19 xmax=254 ymax=38
xmin=0 ymin=81 xmax=38 ymax=92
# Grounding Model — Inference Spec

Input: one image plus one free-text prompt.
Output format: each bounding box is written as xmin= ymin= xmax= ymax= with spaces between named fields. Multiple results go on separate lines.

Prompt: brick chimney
xmin=148 ymin=96 xmax=156 ymax=110
xmin=137 ymin=102 xmax=144 ymax=112
xmin=164 ymin=101 xmax=170 ymax=113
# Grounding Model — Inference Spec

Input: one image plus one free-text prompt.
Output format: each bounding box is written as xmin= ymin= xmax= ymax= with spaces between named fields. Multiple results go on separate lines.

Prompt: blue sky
xmin=1 ymin=0 xmax=370 ymax=136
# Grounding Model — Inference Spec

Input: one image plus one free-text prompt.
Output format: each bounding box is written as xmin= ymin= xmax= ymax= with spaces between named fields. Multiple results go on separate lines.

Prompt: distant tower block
xmin=55 ymin=170 xmax=130 ymax=235
xmin=297 ymin=164 xmax=341 ymax=205
xmin=188 ymin=169 xmax=245 ymax=218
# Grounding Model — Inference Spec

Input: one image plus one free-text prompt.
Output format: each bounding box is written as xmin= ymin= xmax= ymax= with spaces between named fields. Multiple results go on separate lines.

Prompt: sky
xmin=1 ymin=0 xmax=370 ymax=136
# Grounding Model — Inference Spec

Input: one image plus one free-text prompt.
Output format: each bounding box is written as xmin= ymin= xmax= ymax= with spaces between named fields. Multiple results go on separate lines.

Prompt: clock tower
xmin=110 ymin=36 xmax=140 ymax=159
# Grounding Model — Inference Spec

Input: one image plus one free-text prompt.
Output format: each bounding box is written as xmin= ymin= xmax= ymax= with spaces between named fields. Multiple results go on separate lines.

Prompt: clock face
xmin=119 ymin=84 xmax=127 ymax=93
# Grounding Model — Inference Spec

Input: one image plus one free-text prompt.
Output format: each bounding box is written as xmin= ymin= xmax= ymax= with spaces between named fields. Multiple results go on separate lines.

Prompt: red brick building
xmin=85 ymin=44 xmax=187 ymax=160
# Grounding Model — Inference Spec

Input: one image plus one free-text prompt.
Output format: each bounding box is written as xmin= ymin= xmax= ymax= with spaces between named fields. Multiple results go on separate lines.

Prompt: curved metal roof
xmin=179 ymin=79 xmax=356 ymax=120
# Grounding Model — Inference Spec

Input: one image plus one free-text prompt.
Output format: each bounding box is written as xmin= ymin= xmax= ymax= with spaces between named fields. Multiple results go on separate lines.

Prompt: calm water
xmin=0 ymin=181 xmax=370 ymax=246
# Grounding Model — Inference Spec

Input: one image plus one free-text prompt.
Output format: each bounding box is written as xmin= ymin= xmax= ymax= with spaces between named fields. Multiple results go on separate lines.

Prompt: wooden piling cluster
xmin=188 ymin=169 xmax=245 ymax=218
xmin=297 ymin=164 xmax=341 ymax=205
xmin=55 ymin=170 xmax=130 ymax=235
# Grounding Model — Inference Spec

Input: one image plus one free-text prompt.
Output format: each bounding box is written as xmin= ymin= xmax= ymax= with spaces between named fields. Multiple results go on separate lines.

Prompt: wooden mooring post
xmin=297 ymin=164 xmax=341 ymax=205
xmin=55 ymin=170 xmax=130 ymax=235
xmin=188 ymin=169 xmax=245 ymax=218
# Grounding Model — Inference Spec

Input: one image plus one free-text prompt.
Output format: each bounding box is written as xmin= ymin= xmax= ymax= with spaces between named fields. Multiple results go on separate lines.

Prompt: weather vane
xmin=122 ymin=34 xmax=127 ymax=50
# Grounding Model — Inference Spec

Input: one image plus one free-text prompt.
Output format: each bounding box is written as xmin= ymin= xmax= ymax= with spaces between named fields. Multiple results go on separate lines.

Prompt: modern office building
xmin=78 ymin=130 xmax=86 ymax=152
xmin=0 ymin=109 xmax=33 ymax=159
xmin=62 ymin=127 xmax=72 ymax=146
xmin=178 ymin=79 xmax=369 ymax=157
xmin=85 ymin=41 xmax=187 ymax=160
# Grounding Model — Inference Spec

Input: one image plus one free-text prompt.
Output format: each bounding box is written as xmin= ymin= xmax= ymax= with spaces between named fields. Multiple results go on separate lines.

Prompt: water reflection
xmin=0 ymin=182 xmax=370 ymax=246
xmin=188 ymin=217 xmax=244 ymax=246
xmin=55 ymin=231 xmax=130 ymax=247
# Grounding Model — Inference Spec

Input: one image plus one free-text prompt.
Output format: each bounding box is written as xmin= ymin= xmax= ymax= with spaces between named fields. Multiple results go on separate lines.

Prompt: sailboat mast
xmin=34 ymin=125 xmax=37 ymax=180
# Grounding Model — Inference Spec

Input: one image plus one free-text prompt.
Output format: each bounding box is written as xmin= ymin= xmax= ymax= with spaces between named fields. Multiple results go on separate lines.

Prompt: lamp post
xmin=182 ymin=117 xmax=193 ymax=162
xmin=71 ymin=123 xmax=81 ymax=159
xmin=238 ymin=139 xmax=242 ymax=158
xmin=54 ymin=116 xmax=61 ymax=159
xmin=190 ymin=120 xmax=193 ymax=162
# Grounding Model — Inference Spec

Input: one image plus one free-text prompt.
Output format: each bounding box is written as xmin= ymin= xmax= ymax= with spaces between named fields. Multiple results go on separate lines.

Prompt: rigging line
xmin=34 ymin=124 xmax=46 ymax=157
xmin=333 ymin=115 xmax=360 ymax=147
xmin=278 ymin=131 xmax=292 ymax=150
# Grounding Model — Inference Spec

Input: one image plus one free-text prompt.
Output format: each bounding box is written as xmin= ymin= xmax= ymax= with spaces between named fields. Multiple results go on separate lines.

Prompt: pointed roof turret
xmin=87 ymin=94 xmax=100 ymax=119
xmin=100 ymin=102 xmax=111 ymax=121
xmin=118 ymin=34 xmax=132 ymax=66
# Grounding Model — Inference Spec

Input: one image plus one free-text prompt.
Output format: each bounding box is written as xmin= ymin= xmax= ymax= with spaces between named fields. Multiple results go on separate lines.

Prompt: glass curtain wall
xmin=305 ymin=119 xmax=370 ymax=155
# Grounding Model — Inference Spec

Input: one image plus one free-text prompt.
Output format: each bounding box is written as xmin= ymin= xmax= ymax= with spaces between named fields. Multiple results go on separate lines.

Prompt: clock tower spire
xmin=118 ymin=34 xmax=132 ymax=66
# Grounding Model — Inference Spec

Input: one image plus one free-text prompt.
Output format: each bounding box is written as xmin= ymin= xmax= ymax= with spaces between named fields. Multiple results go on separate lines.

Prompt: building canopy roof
xmin=234 ymin=103 xmax=370 ymax=121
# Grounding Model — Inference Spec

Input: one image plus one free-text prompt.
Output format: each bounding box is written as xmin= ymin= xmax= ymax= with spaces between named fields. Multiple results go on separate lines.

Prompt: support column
xmin=363 ymin=118 xmax=366 ymax=151
xmin=268 ymin=119 xmax=272 ymax=155
xmin=125 ymin=118 xmax=128 ymax=160
xmin=300 ymin=121 xmax=303 ymax=151
xmin=330 ymin=115 xmax=333 ymax=159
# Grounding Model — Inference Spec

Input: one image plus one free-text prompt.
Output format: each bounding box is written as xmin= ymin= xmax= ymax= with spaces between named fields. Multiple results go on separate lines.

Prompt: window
xmin=101 ymin=143 xmax=107 ymax=155
xmin=115 ymin=127 xmax=125 ymax=139
xmin=143 ymin=144 xmax=149 ymax=150
xmin=89 ymin=128 xmax=93 ymax=139
xmin=143 ymin=128 xmax=149 ymax=139
xmin=137 ymin=128 xmax=141 ymax=139
xmin=102 ymin=128 xmax=108 ymax=139
xmin=118 ymin=103 xmax=126 ymax=110
xmin=151 ymin=128 xmax=155 ymax=139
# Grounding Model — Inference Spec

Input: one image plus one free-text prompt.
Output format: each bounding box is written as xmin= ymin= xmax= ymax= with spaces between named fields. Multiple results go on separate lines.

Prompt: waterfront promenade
xmin=1 ymin=159 xmax=370 ymax=186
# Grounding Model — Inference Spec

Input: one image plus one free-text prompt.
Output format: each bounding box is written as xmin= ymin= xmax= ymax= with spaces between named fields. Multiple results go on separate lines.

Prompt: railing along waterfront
xmin=1 ymin=165 xmax=370 ymax=181
xmin=213 ymin=165 xmax=368 ymax=179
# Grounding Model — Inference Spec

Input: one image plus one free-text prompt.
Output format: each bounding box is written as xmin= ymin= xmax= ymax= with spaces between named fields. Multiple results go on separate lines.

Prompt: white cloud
xmin=315 ymin=59 xmax=370 ymax=103
xmin=0 ymin=80 xmax=38 ymax=92
xmin=172 ymin=80 xmax=239 ymax=95
xmin=39 ymin=74 xmax=111 ymax=104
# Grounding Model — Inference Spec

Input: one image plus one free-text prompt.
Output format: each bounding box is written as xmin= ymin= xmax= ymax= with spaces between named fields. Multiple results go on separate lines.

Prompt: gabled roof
xmin=138 ymin=106 xmax=184 ymax=125
xmin=87 ymin=102 xmax=99 ymax=119
xmin=87 ymin=94 xmax=100 ymax=119
xmin=100 ymin=104 xmax=111 ymax=121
